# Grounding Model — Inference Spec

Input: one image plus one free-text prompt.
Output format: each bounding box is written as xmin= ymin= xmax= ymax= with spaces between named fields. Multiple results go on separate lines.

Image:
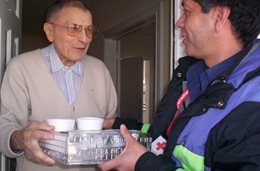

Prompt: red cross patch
xmin=156 ymin=141 xmax=166 ymax=151
xmin=151 ymin=136 xmax=167 ymax=155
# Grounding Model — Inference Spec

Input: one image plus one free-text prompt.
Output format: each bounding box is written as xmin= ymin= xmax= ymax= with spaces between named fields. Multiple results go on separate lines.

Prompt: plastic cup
xmin=46 ymin=119 xmax=75 ymax=132
xmin=76 ymin=117 xmax=104 ymax=131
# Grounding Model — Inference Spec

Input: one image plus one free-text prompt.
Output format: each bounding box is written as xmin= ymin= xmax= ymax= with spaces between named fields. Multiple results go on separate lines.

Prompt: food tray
xmin=39 ymin=129 xmax=151 ymax=165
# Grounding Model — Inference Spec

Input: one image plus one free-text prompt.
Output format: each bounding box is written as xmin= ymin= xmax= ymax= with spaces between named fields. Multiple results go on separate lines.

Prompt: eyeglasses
xmin=49 ymin=23 xmax=98 ymax=38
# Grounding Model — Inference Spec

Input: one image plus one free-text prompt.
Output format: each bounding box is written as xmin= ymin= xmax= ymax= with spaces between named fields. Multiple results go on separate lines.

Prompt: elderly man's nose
xmin=78 ymin=30 xmax=91 ymax=42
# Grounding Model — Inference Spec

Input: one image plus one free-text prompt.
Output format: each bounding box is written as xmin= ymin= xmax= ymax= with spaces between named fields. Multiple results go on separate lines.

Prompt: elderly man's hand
xmin=103 ymin=118 xmax=115 ymax=129
xmin=10 ymin=121 xmax=56 ymax=165
xmin=99 ymin=124 xmax=147 ymax=171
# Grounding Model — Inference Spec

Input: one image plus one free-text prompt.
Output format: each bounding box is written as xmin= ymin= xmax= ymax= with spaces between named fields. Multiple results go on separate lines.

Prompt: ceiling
xmin=22 ymin=0 xmax=159 ymax=37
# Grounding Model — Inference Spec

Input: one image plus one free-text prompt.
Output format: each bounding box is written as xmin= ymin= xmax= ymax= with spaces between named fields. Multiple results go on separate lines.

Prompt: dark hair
xmin=45 ymin=0 xmax=90 ymax=22
xmin=194 ymin=0 xmax=260 ymax=47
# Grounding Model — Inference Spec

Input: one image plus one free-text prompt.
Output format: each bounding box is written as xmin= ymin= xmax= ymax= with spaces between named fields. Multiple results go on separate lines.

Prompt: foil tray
xmin=39 ymin=129 xmax=151 ymax=165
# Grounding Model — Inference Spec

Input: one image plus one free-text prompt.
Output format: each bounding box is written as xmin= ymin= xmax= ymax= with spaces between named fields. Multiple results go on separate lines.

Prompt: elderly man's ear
xmin=43 ymin=23 xmax=54 ymax=42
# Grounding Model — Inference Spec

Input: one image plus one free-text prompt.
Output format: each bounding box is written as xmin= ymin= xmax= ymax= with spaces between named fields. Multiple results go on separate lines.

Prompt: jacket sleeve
xmin=135 ymin=152 xmax=176 ymax=171
xmin=205 ymin=101 xmax=260 ymax=171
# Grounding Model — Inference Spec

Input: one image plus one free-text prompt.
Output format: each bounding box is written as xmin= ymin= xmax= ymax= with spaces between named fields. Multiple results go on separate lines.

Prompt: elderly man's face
xmin=44 ymin=6 xmax=93 ymax=67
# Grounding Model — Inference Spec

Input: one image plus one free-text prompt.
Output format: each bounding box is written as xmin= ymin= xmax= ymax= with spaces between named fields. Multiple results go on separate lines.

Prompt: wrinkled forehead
xmin=54 ymin=6 xmax=92 ymax=26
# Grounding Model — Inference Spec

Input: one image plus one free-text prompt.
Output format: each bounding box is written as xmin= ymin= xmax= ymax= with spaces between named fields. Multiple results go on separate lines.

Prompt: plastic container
xmin=39 ymin=129 xmax=148 ymax=165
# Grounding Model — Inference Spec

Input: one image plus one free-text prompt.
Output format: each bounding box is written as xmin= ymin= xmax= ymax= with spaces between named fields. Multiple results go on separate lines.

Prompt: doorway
xmin=118 ymin=21 xmax=155 ymax=123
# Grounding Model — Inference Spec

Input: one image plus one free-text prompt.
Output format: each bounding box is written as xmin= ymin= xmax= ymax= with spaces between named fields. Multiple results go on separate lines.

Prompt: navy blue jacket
xmin=113 ymin=40 xmax=260 ymax=171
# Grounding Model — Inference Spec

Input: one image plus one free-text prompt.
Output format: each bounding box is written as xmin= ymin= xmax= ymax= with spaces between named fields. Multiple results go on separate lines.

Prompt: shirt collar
xmin=188 ymin=51 xmax=240 ymax=83
xmin=186 ymin=50 xmax=240 ymax=101
xmin=49 ymin=44 xmax=84 ymax=77
xmin=203 ymin=54 xmax=238 ymax=85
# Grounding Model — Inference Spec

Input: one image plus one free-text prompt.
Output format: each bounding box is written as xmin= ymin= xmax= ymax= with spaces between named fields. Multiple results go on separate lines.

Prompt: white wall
xmin=0 ymin=0 xmax=22 ymax=170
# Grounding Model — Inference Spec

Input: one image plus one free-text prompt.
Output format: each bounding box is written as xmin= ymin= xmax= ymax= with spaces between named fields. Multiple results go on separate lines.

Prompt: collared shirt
xmin=186 ymin=53 xmax=239 ymax=102
xmin=41 ymin=44 xmax=85 ymax=104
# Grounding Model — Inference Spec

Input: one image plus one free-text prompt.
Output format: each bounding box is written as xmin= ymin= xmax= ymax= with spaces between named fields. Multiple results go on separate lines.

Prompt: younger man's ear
xmin=43 ymin=23 xmax=54 ymax=42
xmin=214 ymin=6 xmax=230 ymax=32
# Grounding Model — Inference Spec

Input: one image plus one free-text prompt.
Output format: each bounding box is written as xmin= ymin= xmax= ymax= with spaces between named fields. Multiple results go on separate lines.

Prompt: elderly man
xmin=0 ymin=0 xmax=117 ymax=171
xmin=100 ymin=0 xmax=260 ymax=170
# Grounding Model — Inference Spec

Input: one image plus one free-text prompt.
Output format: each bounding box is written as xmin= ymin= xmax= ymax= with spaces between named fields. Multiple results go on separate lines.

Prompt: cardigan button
xmin=177 ymin=72 xmax=182 ymax=78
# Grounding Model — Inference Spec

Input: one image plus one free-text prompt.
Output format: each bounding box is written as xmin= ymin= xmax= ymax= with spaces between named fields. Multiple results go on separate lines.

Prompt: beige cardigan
xmin=0 ymin=49 xmax=117 ymax=171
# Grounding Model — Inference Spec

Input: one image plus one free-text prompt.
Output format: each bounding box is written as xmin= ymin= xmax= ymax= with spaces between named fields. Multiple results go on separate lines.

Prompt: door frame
xmin=103 ymin=0 xmax=172 ymax=122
